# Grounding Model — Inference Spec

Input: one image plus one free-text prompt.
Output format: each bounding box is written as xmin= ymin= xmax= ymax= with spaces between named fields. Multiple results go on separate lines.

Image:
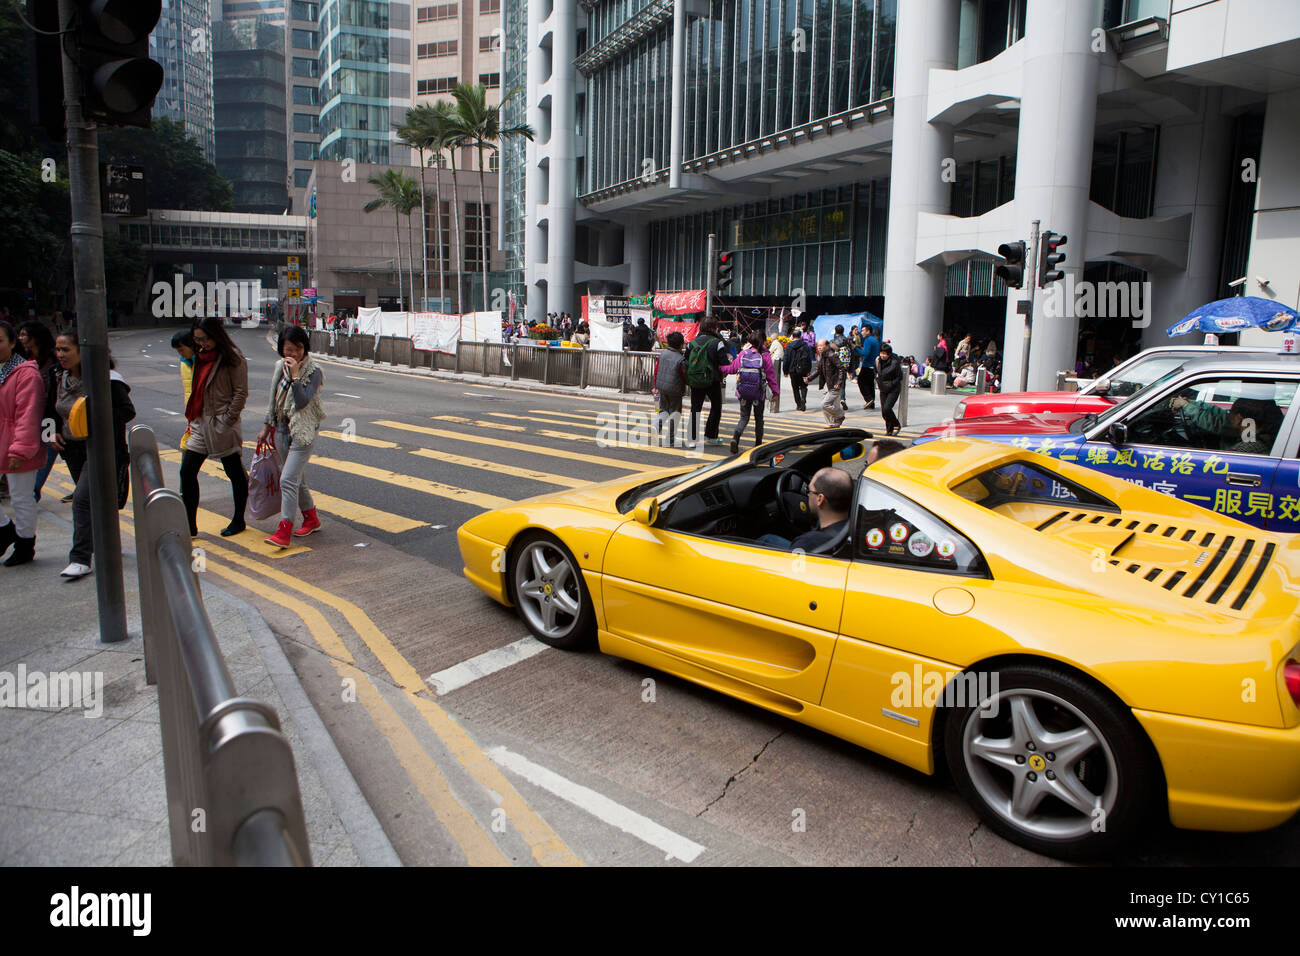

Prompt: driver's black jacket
xmin=792 ymin=518 xmax=848 ymax=553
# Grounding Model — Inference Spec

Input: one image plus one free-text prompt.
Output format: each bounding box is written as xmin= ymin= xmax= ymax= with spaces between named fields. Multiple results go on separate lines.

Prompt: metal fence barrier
xmin=129 ymin=425 xmax=312 ymax=867
xmin=309 ymin=329 xmax=665 ymax=394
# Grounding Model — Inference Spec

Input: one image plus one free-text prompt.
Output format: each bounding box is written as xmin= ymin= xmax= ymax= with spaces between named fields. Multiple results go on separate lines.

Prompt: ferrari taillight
xmin=1285 ymin=660 xmax=1300 ymax=707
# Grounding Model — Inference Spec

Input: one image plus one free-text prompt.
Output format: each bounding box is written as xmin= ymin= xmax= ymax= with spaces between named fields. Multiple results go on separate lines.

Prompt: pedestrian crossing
xmin=132 ymin=400 xmax=895 ymax=546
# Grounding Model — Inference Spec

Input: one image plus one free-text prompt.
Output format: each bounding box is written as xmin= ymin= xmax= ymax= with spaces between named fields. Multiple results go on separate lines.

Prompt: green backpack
xmin=685 ymin=335 xmax=717 ymax=388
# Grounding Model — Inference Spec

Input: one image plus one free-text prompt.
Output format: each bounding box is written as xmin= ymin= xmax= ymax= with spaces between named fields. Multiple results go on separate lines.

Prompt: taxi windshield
xmin=1082 ymin=356 xmax=1187 ymax=401
xmin=1081 ymin=365 xmax=1187 ymax=433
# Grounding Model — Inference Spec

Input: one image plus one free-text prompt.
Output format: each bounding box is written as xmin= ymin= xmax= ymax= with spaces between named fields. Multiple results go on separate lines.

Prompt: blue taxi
xmin=917 ymin=356 xmax=1300 ymax=532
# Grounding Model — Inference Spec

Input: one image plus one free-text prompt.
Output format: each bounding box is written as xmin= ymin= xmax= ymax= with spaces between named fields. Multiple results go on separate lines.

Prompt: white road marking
xmin=153 ymin=408 xmax=181 ymax=416
xmin=334 ymin=392 xmax=362 ymax=399
xmin=486 ymin=746 xmax=707 ymax=863
xmin=463 ymin=392 xmax=491 ymax=397
xmin=426 ymin=637 xmax=550 ymax=695
xmin=346 ymin=375 xmax=369 ymax=381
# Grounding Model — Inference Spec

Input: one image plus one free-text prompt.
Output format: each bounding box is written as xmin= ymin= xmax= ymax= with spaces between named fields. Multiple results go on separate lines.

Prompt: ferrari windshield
xmin=616 ymin=459 xmax=735 ymax=513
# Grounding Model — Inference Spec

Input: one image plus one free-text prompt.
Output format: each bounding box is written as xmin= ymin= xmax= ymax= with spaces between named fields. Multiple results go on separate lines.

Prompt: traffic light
xmin=1038 ymin=231 xmax=1067 ymax=288
xmin=75 ymin=0 xmax=165 ymax=128
xmin=716 ymin=251 xmax=734 ymax=294
xmin=995 ymin=240 xmax=1027 ymax=290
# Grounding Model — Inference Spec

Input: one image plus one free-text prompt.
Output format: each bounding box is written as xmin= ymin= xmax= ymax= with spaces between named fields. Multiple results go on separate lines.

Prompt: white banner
xmin=590 ymin=314 xmax=624 ymax=352
xmin=411 ymin=312 xmax=463 ymax=353
xmin=379 ymin=311 xmax=410 ymax=337
xmin=356 ymin=306 xmax=382 ymax=335
xmin=462 ymin=311 xmax=503 ymax=344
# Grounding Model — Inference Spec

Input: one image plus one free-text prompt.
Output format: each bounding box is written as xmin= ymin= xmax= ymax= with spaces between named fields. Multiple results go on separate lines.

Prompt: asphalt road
xmin=108 ymin=325 xmax=1299 ymax=866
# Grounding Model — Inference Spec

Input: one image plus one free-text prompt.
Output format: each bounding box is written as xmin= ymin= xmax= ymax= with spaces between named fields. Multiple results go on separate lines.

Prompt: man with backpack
xmin=784 ymin=333 xmax=812 ymax=411
xmin=719 ymin=331 xmax=779 ymax=454
xmin=685 ymin=318 xmax=730 ymax=445
xmin=652 ymin=331 xmax=687 ymax=447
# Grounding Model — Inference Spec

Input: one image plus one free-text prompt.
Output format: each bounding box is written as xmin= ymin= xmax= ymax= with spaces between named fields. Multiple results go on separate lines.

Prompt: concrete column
xmin=1144 ymin=88 xmax=1231 ymax=350
xmin=626 ymin=222 xmax=650 ymax=292
xmin=881 ymin=0 xmax=959 ymax=360
xmin=1002 ymin=0 xmax=1103 ymax=391
xmin=525 ymin=0 xmax=546 ymax=322
xmin=549 ymin=0 xmax=578 ymax=317
xmin=1241 ymin=88 xmax=1300 ymax=348
xmin=669 ymin=0 xmax=685 ymax=188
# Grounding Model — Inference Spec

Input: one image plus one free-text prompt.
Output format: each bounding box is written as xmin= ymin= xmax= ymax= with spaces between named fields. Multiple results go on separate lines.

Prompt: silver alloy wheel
xmin=513 ymin=539 xmax=583 ymax=642
xmin=961 ymin=688 xmax=1120 ymax=841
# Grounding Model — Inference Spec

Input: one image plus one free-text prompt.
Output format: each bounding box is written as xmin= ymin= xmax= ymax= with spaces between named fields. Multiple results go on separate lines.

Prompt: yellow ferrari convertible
xmin=458 ymin=431 xmax=1300 ymax=859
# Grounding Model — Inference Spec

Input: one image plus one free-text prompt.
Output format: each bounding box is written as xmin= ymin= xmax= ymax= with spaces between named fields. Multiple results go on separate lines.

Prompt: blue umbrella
xmin=1167 ymin=296 xmax=1300 ymax=337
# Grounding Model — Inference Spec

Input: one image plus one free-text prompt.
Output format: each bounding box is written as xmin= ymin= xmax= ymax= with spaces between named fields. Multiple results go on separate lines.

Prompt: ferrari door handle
xmin=1225 ymin=472 xmax=1262 ymax=487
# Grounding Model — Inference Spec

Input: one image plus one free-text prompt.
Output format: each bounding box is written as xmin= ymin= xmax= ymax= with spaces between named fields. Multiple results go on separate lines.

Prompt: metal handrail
xmin=129 ymin=425 xmax=312 ymax=867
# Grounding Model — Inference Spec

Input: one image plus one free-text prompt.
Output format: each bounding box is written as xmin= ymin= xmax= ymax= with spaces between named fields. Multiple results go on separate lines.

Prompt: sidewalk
xmin=311 ymin=345 xmax=965 ymax=434
xmin=0 ymin=507 xmax=399 ymax=867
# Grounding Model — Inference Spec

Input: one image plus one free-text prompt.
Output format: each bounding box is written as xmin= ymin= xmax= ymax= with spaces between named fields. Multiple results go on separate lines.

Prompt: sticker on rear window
xmin=865 ymin=528 xmax=885 ymax=549
xmin=936 ymin=539 xmax=957 ymax=559
xmin=889 ymin=523 xmax=909 ymax=543
xmin=908 ymin=533 xmax=934 ymax=558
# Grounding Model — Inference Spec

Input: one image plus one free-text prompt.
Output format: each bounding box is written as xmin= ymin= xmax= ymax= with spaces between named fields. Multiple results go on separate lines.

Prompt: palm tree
xmin=396 ymin=108 xmax=434 ymax=310
xmin=451 ymin=82 xmax=535 ymax=314
xmin=441 ymin=116 xmax=469 ymax=314
xmin=427 ymin=101 xmax=459 ymax=313
xmin=394 ymin=173 xmax=422 ymax=311
xmin=364 ymin=169 xmax=406 ymax=310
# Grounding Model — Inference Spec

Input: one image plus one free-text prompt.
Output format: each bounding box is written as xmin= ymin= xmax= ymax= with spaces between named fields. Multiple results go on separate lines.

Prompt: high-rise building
xmin=506 ymin=0 xmax=1300 ymax=388
xmin=285 ymin=0 xmax=322 ymax=198
xmin=213 ymin=19 xmax=289 ymax=213
xmin=317 ymin=0 xmax=412 ymax=166
xmin=151 ymin=0 xmax=216 ymax=162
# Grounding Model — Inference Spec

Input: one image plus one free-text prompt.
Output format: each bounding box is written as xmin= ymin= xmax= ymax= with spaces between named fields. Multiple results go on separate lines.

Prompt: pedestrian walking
xmin=52 ymin=331 xmax=135 ymax=579
xmin=858 ymin=326 xmax=879 ymax=409
xmin=17 ymin=321 xmax=59 ymax=501
xmin=766 ymin=335 xmax=784 ymax=413
xmin=652 ymin=331 xmax=687 ymax=447
xmin=257 ymin=325 xmax=325 ymax=548
xmin=877 ymin=343 xmax=905 ymax=437
xmin=784 ymin=333 xmax=812 ymax=411
xmin=721 ymin=331 xmax=779 ymax=454
xmin=0 ymin=321 xmax=45 ymax=566
xmin=806 ymin=339 xmax=846 ymax=428
xmin=171 ymin=329 xmax=196 ymax=451
xmin=51 ymin=330 xmax=86 ymax=503
xmin=684 ymin=318 xmax=730 ymax=445
xmin=180 ymin=317 xmax=249 ymax=538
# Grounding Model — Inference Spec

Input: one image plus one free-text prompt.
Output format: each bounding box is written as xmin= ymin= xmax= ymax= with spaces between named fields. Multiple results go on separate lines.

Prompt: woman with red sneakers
xmin=257 ymin=325 xmax=325 ymax=548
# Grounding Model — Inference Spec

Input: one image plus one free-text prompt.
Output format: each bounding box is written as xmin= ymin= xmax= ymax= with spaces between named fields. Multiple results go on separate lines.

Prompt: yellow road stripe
xmin=195 ymin=540 xmax=580 ymax=866
xmin=408 ymin=448 xmax=586 ymax=489
xmin=535 ymin=429 xmax=711 ymax=460
xmin=336 ymin=660 xmax=510 ymax=866
xmin=531 ymin=407 xmax=807 ymax=435
xmin=172 ymin=445 xmax=425 ymax=535
xmin=309 ymin=455 xmax=511 ymax=510
xmin=372 ymin=420 xmax=661 ymax=473
xmin=319 ymin=430 xmax=401 ymax=449
xmin=432 ymin=415 xmax=525 ymax=432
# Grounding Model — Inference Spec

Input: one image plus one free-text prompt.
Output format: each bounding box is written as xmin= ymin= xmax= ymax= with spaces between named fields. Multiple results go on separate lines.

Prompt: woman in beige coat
xmin=180 ymin=318 xmax=249 ymax=537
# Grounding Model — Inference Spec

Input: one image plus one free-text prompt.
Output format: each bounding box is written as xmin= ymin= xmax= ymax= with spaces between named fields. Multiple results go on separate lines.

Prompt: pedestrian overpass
xmin=116 ymin=209 xmax=308 ymax=267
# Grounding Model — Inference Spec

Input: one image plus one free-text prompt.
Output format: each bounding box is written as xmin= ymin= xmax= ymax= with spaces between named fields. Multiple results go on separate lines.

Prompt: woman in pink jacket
xmin=0 ymin=321 xmax=46 ymax=566
xmin=720 ymin=331 xmax=780 ymax=455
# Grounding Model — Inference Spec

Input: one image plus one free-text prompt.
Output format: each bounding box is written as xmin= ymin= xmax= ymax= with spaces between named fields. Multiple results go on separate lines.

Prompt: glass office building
xmin=151 ymin=0 xmax=216 ymax=162
xmin=507 ymin=0 xmax=1300 ymax=386
xmin=317 ymin=0 xmax=412 ymax=165
xmin=213 ymin=19 xmax=289 ymax=214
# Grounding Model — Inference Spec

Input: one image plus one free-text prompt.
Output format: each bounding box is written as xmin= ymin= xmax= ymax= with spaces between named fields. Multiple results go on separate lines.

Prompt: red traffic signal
xmin=716 ymin=250 xmax=734 ymax=293
xmin=1038 ymin=231 xmax=1067 ymax=288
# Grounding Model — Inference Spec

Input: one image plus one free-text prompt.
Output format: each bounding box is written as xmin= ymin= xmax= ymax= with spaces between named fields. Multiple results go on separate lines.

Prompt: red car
xmin=952 ymin=346 xmax=1291 ymax=421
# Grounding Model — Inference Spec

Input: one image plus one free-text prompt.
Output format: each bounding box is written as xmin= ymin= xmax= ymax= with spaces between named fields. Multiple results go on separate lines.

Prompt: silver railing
xmin=309 ymin=329 xmax=663 ymax=394
xmin=129 ymin=425 xmax=312 ymax=867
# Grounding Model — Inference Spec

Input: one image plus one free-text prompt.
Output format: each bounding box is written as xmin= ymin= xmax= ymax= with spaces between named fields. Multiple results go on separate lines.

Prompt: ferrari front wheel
xmin=509 ymin=533 xmax=596 ymax=650
xmin=944 ymin=665 xmax=1158 ymax=860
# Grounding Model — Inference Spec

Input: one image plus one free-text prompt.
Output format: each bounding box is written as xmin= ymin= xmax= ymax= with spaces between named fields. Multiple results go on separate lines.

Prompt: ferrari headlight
xmin=954 ymin=399 xmax=966 ymax=420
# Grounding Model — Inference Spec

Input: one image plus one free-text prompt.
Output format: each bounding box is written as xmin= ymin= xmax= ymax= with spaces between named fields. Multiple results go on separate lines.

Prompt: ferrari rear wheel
xmin=510 ymin=533 xmax=596 ymax=650
xmin=944 ymin=665 xmax=1157 ymax=860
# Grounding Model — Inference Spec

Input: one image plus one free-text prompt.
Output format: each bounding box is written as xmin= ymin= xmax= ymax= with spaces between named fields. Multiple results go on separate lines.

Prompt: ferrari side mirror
xmin=633 ymin=497 xmax=660 ymax=527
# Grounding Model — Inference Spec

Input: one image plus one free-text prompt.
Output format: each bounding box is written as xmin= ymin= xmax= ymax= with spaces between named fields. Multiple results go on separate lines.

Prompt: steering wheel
xmin=776 ymin=470 xmax=815 ymax=532
xmin=1165 ymin=389 xmax=1200 ymax=444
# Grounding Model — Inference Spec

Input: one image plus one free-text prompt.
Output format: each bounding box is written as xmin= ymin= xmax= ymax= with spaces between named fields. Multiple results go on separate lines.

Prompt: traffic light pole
xmin=58 ymin=0 xmax=127 ymax=644
xmin=1018 ymin=219 xmax=1041 ymax=394
xmin=705 ymin=232 xmax=717 ymax=319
